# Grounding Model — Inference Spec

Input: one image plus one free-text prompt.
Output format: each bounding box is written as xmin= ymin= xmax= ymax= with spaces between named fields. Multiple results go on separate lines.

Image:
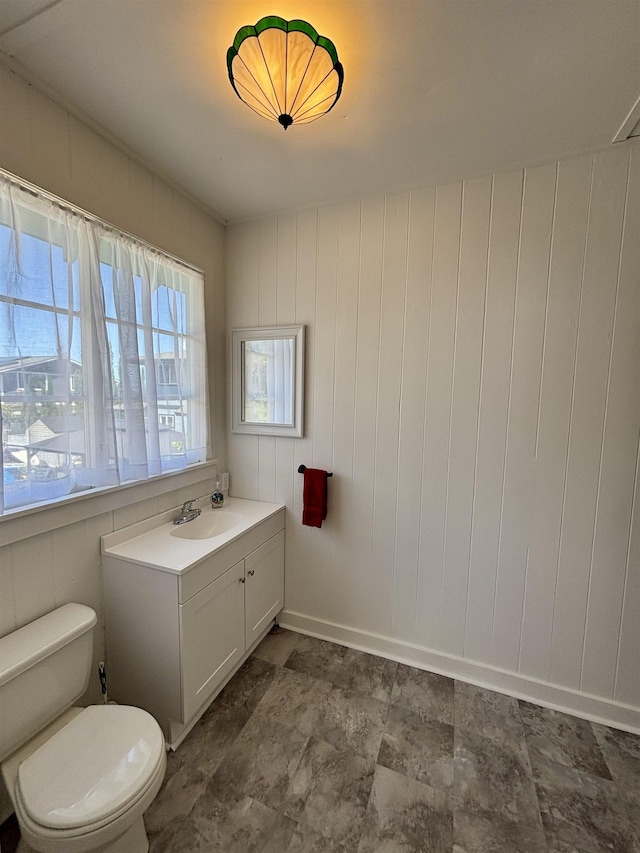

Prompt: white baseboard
xmin=279 ymin=610 xmax=640 ymax=735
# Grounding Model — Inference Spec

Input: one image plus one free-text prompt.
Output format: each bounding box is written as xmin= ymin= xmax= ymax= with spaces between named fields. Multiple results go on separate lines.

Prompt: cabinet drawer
xmin=179 ymin=509 xmax=285 ymax=603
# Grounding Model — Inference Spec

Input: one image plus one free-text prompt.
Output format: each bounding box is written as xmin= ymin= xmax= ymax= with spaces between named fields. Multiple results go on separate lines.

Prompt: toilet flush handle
xmin=98 ymin=661 xmax=108 ymax=703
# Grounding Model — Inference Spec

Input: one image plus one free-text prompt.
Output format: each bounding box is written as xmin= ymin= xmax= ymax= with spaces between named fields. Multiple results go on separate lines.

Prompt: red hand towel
xmin=302 ymin=468 xmax=328 ymax=528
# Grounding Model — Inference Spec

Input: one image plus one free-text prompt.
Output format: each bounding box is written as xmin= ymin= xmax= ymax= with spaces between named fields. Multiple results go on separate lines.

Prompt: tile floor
xmin=141 ymin=628 xmax=640 ymax=853
xmin=0 ymin=627 xmax=637 ymax=852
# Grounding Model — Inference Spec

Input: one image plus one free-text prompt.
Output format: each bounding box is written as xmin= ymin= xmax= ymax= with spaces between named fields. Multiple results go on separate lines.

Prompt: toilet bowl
xmin=0 ymin=604 xmax=167 ymax=853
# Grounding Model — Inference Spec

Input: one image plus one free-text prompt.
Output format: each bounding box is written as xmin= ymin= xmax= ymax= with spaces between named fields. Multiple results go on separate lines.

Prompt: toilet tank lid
xmin=0 ymin=604 xmax=97 ymax=687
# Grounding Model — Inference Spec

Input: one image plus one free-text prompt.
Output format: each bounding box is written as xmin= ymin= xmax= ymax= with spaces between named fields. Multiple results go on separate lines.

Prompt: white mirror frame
xmin=231 ymin=325 xmax=305 ymax=437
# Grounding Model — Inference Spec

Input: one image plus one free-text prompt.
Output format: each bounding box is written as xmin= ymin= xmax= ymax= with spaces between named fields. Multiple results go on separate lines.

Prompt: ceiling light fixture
xmin=227 ymin=16 xmax=344 ymax=130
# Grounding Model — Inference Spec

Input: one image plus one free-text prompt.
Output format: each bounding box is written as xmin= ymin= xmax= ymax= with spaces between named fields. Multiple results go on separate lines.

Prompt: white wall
xmin=226 ymin=142 xmax=640 ymax=732
xmin=0 ymin=66 xmax=226 ymax=699
xmin=0 ymin=61 xmax=638 ymax=734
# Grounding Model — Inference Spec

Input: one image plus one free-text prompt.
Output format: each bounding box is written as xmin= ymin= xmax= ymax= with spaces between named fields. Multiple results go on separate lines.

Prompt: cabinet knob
xmin=247 ymin=570 xmax=255 ymax=576
xmin=239 ymin=577 xmax=245 ymax=583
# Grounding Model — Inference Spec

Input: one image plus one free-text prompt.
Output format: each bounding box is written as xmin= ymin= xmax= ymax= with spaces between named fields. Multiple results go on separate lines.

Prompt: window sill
xmin=0 ymin=461 xmax=218 ymax=548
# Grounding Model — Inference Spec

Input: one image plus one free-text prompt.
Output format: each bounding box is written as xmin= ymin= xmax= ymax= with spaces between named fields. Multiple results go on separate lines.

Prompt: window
xmin=0 ymin=171 xmax=210 ymax=514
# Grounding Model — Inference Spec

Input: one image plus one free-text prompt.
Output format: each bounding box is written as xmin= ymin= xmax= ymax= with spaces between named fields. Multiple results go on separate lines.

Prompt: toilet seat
xmin=11 ymin=705 xmax=166 ymax=852
xmin=16 ymin=705 xmax=165 ymax=832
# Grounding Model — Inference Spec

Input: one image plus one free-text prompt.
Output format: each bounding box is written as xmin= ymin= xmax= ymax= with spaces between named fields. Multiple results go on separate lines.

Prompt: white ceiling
xmin=1 ymin=0 xmax=639 ymax=223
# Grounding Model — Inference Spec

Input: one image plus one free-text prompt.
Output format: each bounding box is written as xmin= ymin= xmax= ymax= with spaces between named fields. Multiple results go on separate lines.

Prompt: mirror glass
xmin=232 ymin=325 xmax=305 ymax=437
xmin=242 ymin=338 xmax=294 ymax=426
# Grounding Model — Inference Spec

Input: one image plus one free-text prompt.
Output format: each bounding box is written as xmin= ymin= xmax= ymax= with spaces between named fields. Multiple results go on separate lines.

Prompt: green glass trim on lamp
xmin=227 ymin=15 xmax=344 ymax=129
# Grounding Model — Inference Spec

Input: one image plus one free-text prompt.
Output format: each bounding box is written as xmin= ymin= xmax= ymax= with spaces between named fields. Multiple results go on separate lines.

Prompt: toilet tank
xmin=0 ymin=604 xmax=97 ymax=762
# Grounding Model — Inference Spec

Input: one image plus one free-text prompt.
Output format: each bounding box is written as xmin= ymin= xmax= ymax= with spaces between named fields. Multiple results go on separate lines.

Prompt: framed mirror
xmin=231 ymin=325 xmax=305 ymax=437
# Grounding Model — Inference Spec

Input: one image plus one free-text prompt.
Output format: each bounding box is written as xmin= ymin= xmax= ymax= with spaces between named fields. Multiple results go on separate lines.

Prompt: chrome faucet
xmin=173 ymin=499 xmax=202 ymax=525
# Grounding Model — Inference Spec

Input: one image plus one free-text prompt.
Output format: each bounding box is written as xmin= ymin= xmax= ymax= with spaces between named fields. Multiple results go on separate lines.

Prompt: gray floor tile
xmin=286 ymin=826 xmax=353 ymax=852
xmin=169 ymin=657 xmax=276 ymax=777
xmin=453 ymin=807 xmax=548 ymax=853
xmin=210 ymin=654 xmax=278 ymax=713
xmin=334 ymin=648 xmax=398 ymax=703
xmin=145 ymin=759 xmax=209 ymax=845
xmin=378 ymin=704 xmax=454 ymax=791
xmin=391 ymin=663 xmax=454 ymax=725
xmin=592 ymin=722 xmax=640 ymax=795
xmin=519 ymin=701 xmax=612 ymax=780
xmin=253 ymin=666 xmax=333 ymax=734
xmin=455 ymin=681 xmax=526 ymax=750
xmin=315 ymin=684 xmax=389 ymax=761
xmin=284 ymin=634 xmax=348 ymax=682
xmin=252 ymin=625 xmax=300 ymax=666
xmin=358 ymin=764 xmax=453 ymax=853
xmin=169 ymin=791 xmax=297 ymax=853
xmin=211 ymin=713 xmax=309 ymax=810
xmin=148 ymin=818 xmax=189 ymax=853
xmin=529 ymin=749 xmax=639 ymax=853
xmin=283 ymin=737 xmax=375 ymax=850
xmin=166 ymin=711 xmax=242 ymax=778
xmin=92 ymin=634 xmax=640 ymax=853
xmin=259 ymin=667 xmax=388 ymax=762
xmin=454 ymin=727 xmax=542 ymax=827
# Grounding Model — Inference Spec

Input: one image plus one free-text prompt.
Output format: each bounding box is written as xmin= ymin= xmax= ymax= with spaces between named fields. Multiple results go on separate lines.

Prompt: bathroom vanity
xmin=101 ymin=497 xmax=285 ymax=748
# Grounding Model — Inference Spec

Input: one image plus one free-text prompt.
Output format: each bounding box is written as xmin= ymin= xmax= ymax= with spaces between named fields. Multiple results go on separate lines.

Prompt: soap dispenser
xmin=211 ymin=481 xmax=224 ymax=508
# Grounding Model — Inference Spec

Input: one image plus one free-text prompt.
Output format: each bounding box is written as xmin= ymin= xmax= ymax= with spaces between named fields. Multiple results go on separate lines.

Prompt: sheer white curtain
xmin=243 ymin=337 xmax=293 ymax=425
xmin=0 ymin=172 xmax=209 ymax=514
xmin=267 ymin=338 xmax=293 ymax=425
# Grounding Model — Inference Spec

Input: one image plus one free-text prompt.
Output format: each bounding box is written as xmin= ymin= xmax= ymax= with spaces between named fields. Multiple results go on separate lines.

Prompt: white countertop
xmin=101 ymin=496 xmax=285 ymax=573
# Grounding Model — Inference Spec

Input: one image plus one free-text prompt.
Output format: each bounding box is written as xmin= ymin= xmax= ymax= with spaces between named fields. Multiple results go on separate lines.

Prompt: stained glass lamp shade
xmin=227 ymin=16 xmax=344 ymax=129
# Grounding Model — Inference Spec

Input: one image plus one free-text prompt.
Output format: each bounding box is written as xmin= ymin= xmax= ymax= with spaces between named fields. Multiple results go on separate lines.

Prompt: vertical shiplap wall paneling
xmin=417 ymin=183 xmax=462 ymax=650
xmin=465 ymin=171 xmax=523 ymax=664
xmin=371 ymin=193 xmax=410 ymax=637
xmin=331 ymin=202 xmax=361 ymax=628
xmin=276 ymin=214 xmax=298 ymax=326
xmin=311 ymin=207 xmax=339 ymax=621
xmin=127 ymin=160 xmax=154 ymax=240
xmin=518 ymin=155 xmax=592 ymax=682
xmin=393 ymin=188 xmax=435 ymax=643
xmin=225 ymin=142 xmax=640 ymax=723
xmin=615 ymin=440 xmax=640 ymax=707
xmin=613 ymin=145 xmax=640 ymax=709
xmin=441 ymin=179 xmax=491 ymax=655
xmin=289 ymin=210 xmax=318 ymax=617
xmin=257 ymin=219 xmax=278 ymax=504
xmin=291 ymin=210 xmax=317 ymax=531
xmin=151 ymin=175 xmax=174 ymax=251
xmin=442 ymin=176 xmax=492 ymax=657
xmin=28 ymin=88 xmax=71 ymax=202
xmin=493 ymin=163 xmax=557 ymax=674
xmin=226 ymin=222 xmax=261 ymax=500
xmin=548 ymin=148 xmax=630 ymax=691
xmin=581 ymin=145 xmax=638 ymax=697
xmin=352 ymin=199 xmax=385 ymax=632
xmin=274 ymin=215 xmax=297 ymax=524
xmin=258 ymin=218 xmax=278 ymax=325
xmin=313 ymin=207 xmax=339 ymax=469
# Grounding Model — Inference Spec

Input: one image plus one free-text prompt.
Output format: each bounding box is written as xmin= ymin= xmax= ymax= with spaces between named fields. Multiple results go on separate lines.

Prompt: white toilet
xmin=0 ymin=603 xmax=167 ymax=852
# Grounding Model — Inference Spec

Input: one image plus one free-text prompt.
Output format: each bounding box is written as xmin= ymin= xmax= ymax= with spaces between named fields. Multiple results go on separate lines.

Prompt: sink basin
xmin=170 ymin=510 xmax=244 ymax=540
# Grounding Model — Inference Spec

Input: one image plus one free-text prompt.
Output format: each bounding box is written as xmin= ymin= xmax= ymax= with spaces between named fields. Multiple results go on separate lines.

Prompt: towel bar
xmin=298 ymin=465 xmax=333 ymax=477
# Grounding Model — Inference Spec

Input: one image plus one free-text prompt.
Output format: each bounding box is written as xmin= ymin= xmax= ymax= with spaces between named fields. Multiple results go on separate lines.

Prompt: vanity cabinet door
xmin=245 ymin=530 xmax=285 ymax=649
xmin=180 ymin=559 xmax=245 ymax=723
